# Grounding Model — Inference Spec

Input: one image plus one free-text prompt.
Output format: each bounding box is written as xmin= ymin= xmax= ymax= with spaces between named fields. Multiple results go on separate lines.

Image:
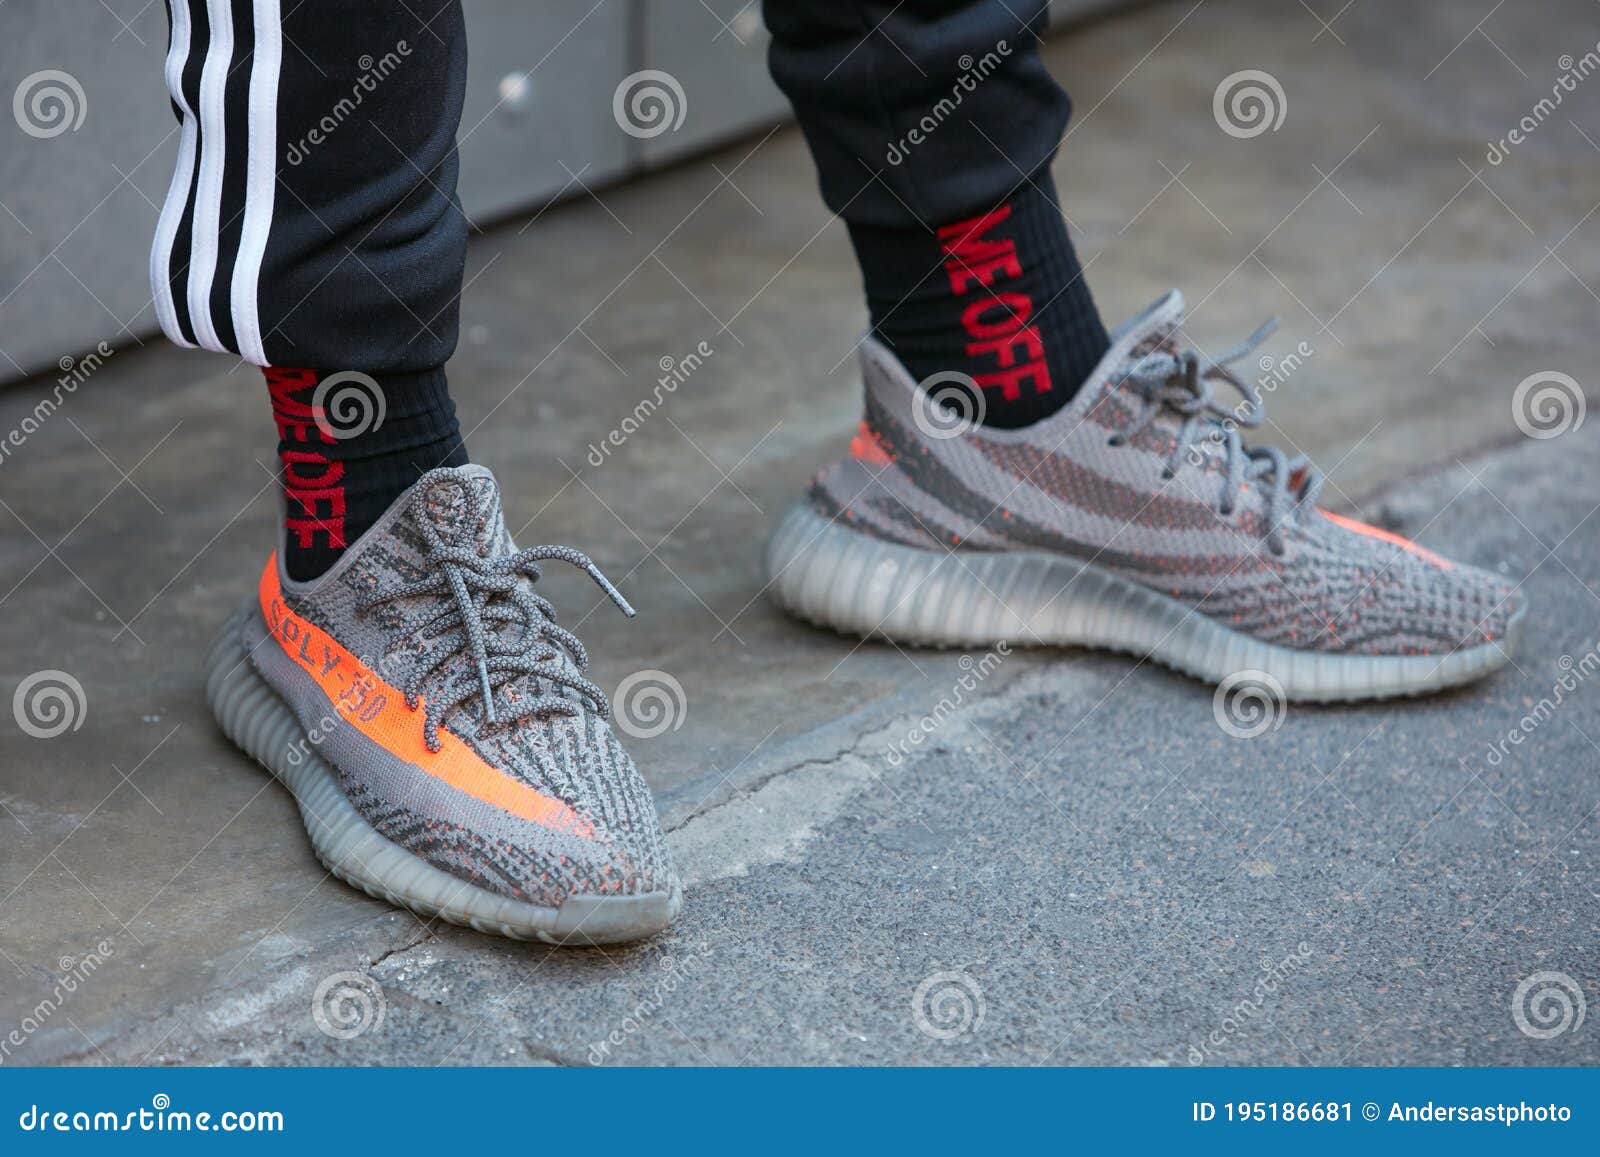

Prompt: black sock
xmin=266 ymin=366 xmax=468 ymax=581
xmin=846 ymin=169 xmax=1109 ymax=429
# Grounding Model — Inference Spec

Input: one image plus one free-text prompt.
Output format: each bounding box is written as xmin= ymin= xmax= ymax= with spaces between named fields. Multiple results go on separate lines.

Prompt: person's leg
xmin=151 ymin=0 xmax=468 ymax=580
xmin=153 ymin=0 xmax=679 ymax=943
xmin=764 ymin=0 xmax=1108 ymax=427
xmin=760 ymin=2 xmax=1524 ymax=700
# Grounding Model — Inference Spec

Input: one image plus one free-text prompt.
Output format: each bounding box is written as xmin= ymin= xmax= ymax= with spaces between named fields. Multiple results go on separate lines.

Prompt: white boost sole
xmin=765 ymin=504 xmax=1523 ymax=702
xmin=205 ymin=605 xmax=681 ymax=945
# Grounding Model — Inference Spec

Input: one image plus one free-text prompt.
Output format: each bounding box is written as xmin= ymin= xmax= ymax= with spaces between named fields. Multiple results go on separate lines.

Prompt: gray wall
xmin=0 ymin=0 xmax=1122 ymax=386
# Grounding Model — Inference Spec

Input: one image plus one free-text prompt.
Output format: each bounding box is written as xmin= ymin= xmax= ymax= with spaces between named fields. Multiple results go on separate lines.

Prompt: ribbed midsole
xmin=203 ymin=601 xmax=679 ymax=944
xmin=763 ymin=504 xmax=1515 ymax=702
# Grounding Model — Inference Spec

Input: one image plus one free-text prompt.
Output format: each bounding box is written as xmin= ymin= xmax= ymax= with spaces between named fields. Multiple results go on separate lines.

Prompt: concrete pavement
xmin=0 ymin=0 xmax=1596 ymax=1065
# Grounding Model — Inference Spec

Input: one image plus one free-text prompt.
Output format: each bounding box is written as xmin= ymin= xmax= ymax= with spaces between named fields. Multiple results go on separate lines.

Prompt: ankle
xmin=266 ymin=366 xmax=467 ymax=581
xmin=847 ymin=168 xmax=1108 ymax=429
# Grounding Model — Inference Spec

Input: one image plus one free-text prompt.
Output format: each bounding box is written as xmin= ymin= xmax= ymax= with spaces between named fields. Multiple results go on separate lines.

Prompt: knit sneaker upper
xmin=807 ymin=291 xmax=1520 ymax=657
xmin=249 ymin=465 xmax=675 ymax=908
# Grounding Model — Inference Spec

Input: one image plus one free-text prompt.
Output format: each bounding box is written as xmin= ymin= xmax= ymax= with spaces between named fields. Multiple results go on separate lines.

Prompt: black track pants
xmin=763 ymin=0 xmax=1070 ymax=227
xmin=150 ymin=1 xmax=1068 ymax=369
xmin=150 ymin=0 xmax=467 ymax=374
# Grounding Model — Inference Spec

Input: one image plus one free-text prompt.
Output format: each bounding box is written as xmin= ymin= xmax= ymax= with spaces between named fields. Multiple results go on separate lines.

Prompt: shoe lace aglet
xmin=478 ymin=661 xmax=498 ymax=725
xmin=586 ymin=562 xmax=636 ymax=619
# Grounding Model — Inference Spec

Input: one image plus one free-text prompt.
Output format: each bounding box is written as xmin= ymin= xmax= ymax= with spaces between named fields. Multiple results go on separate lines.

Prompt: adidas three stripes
xmin=150 ymin=0 xmax=468 ymax=374
xmin=150 ymin=0 xmax=1070 ymax=369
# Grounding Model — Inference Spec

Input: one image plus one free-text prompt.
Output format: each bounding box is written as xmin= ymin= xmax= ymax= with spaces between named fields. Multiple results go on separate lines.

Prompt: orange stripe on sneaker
xmin=850 ymin=420 xmax=893 ymax=467
xmin=1320 ymin=510 xmax=1454 ymax=571
xmin=257 ymin=557 xmax=597 ymax=841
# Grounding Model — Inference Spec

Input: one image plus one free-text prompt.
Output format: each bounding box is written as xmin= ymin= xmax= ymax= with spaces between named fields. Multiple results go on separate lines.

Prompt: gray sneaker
xmin=206 ymin=465 xmax=680 ymax=943
xmin=766 ymin=291 xmax=1526 ymax=700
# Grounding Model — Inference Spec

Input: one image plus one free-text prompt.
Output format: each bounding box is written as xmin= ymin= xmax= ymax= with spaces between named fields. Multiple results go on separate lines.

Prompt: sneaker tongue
xmin=1120 ymin=289 xmax=1186 ymax=360
xmin=1059 ymin=290 xmax=1188 ymax=422
xmin=404 ymin=465 xmax=533 ymax=720
xmin=416 ymin=465 xmax=507 ymax=553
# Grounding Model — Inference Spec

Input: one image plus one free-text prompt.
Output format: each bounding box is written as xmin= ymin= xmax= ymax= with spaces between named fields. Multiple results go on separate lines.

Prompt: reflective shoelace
xmin=1114 ymin=319 xmax=1325 ymax=555
xmin=360 ymin=493 xmax=635 ymax=753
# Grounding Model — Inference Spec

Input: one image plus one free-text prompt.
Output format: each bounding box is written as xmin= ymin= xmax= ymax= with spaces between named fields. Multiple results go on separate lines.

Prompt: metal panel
xmin=456 ymin=0 xmax=631 ymax=225
xmin=0 ymin=1 xmax=175 ymax=380
xmin=631 ymin=0 xmax=788 ymax=167
xmin=0 ymin=0 xmax=631 ymax=383
xmin=0 ymin=0 xmax=1136 ymax=386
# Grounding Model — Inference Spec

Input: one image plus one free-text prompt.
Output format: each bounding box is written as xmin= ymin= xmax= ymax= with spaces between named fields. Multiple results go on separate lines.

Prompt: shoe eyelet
xmin=1216 ymin=505 xmax=1250 ymax=533
xmin=1160 ymin=467 xmax=1176 ymax=481
xmin=1107 ymin=434 xmax=1123 ymax=447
